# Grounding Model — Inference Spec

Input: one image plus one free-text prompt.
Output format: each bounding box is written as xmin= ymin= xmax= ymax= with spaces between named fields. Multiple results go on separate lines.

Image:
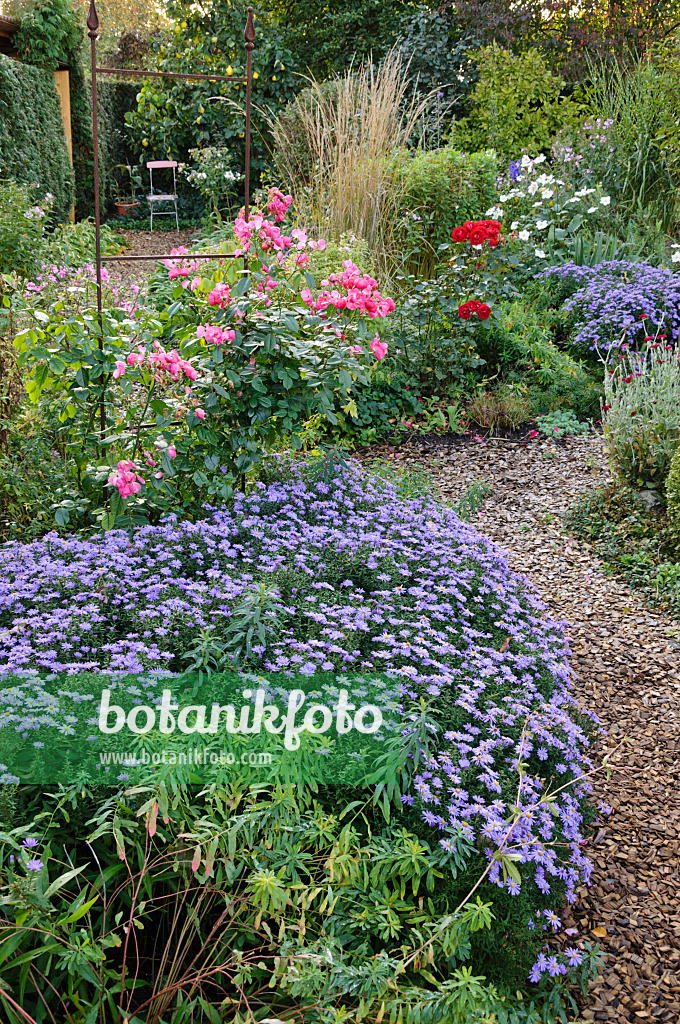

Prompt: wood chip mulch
xmin=111 ymin=228 xmax=199 ymax=293
xmin=364 ymin=432 xmax=680 ymax=1022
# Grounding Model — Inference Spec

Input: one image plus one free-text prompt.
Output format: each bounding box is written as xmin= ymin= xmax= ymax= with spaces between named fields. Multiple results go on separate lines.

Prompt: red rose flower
xmin=458 ymin=303 xmax=472 ymax=320
xmin=469 ymin=228 xmax=486 ymax=246
xmin=451 ymin=226 xmax=468 ymax=242
xmin=463 ymin=221 xmax=476 ymax=232
xmin=487 ymin=235 xmax=499 ymax=248
xmin=477 ymin=303 xmax=491 ymax=320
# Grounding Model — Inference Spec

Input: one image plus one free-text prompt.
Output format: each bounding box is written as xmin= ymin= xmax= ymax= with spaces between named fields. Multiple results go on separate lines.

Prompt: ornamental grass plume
xmin=602 ymin=343 xmax=680 ymax=488
xmin=270 ymin=51 xmax=438 ymax=281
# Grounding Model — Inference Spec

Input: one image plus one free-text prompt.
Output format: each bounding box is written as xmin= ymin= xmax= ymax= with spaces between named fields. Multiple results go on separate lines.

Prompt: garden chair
xmin=146 ymin=160 xmax=179 ymax=231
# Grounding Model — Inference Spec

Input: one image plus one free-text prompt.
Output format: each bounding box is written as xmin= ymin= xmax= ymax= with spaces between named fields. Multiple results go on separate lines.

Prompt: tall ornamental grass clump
xmin=271 ymin=51 xmax=436 ymax=278
xmin=602 ymin=344 xmax=680 ymax=489
xmin=585 ymin=55 xmax=676 ymax=228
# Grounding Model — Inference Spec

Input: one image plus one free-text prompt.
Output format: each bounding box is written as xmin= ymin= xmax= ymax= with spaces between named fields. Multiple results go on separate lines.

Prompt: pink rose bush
xmin=15 ymin=184 xmax=396 ymax=526
xmin=300 ymin=261 xmax=395 ymax=321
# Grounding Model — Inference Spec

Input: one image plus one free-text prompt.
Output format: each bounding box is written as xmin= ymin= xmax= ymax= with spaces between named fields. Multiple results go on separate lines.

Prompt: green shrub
xmin=0 ymin=55 xmax=74 ymax=223
xmin=455 ymin=45 xmax=583 ymax=160
xmin=665 ymin=445 xmax=680 ymax=531
xmin=0 ymin=279 xmax=22 ymax=429
xmin=0 ymin=180 xmax=52 ymax=277
xmin=486 ymin=300 xmax=602 ymax=420
xmin=328 ymin=366 xmax=422 ymax=445
xmin=0 ymin=424 xmax=75 ymax=542
xmin=395 ymin=146 xmax=498 ymax=274
xmin=566 ymin=484 xmax=680 ymax=616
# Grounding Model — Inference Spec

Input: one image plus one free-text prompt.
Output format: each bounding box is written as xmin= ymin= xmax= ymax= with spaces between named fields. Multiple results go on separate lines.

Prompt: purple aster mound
xmin=0 ymin=461 xmax=599 ymax=979
xmin=541 ymin=260 xmax=680 ymax=353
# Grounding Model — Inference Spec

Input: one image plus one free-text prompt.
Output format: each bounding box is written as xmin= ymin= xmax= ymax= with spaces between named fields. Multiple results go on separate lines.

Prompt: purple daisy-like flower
xmin=565 ymin=946 xmax=583 ymax=967
xmin=547 ymin=956 xmax=567 ymax=977
xmin=26 ymin=858 xmax=43 ymax=872
xmin=22 ymin=838 xmax=39 ymax=849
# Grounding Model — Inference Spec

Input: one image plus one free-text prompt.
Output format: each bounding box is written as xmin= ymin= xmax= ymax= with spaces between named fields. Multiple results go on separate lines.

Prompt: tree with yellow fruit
xmin=124 ymin=0 xmax=299 ymax=200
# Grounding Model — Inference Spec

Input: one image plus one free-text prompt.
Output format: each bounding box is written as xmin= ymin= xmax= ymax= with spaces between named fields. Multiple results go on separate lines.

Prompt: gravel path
xmin=378 ymin=433 xmax=680 ymax=1023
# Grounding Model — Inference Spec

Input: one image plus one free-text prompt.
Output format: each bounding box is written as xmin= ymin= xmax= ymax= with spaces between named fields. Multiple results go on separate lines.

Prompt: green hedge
xmin=0 ymin=55 xmax=74 ymax=222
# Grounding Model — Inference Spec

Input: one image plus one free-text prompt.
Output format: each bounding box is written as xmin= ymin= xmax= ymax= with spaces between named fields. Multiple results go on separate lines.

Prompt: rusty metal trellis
xmin=86 ymin=0 xmax=255 ymax=296
xmin=85 ymin=0 xmax=255 ymax=468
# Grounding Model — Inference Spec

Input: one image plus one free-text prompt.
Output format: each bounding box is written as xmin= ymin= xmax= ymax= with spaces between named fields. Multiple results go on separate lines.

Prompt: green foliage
xmin=327 ymin=366 xmax=422 ymax=446
xmin=565 ymin=483 xmax=680 ymax=617
xmin=0 ymin=181 xmax=52 ymax=278
xmin=456 ymin=478 xmax=492 ymax=520
xmin=395 ymin=147 xmax=498 ymax=274
xmin=12 ymin=0 xmax=81 ymax=69
xmin=42 ymin=219 xmax=126 ymax=267
xmin=666 ymin=444 xmax=680 ymax=532
xmin=0 ymin=56 xmax=74 ymax=223
xmin=536 ymin=409 xmax=591 ymax=438
xmin=0 ymin=277 xmax=22 ymax=427
xmin=96 ymin=80 xmax=140 ymax=212
xmin=0 ymin=423 xmax=74 ymax=542
xmin=267 ymin=0 xmax=417 ymax=79
xmin=456 ymin=45 xmax=583 ymax=160
xmin=586 ymin=54 xmax=677 ymax=229
xmin=385 ymin=241 xmax=522 ymax=393
xmin=487 ymin=300 xmax=602 ymax=420
xmin=602 ymin=346 xmax=680 ymax=490
xmin=10 ymin=0 xmax=99 ymax=221
xmin=126 ymin=2 xmax=300 ymax=185
xmin=0 ymin=667 xmax=604 ymax=1023
xmin=393 ymin=5 xmax=478 ymax=121
xmin=181 ymin=145 xmax=243 ymax=222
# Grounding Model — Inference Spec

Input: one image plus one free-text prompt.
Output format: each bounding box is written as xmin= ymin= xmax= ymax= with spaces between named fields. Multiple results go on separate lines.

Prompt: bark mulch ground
xmin=112 ymin=228 xmax=199 ymax=293
xmin=363 ymin=432 xmax=680 ymax=1023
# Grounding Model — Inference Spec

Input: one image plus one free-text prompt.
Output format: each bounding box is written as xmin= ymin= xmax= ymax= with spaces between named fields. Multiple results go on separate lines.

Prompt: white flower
xmin=535 ymin=154 xmax=546 ymax=164
xmin=521 ymin=155 xmax=532 ymax=167
xmin=511 ymin=221 xmax=519 ymax=230
xmin=528 ymin=182 xmax=539 ymax=195
xmin=600 ymin=195 xmax=611 ymax=205
xmin=534 ymin=248 xmax=546 ymax=258
xmin=485 ymin=206 xmax=504 ymax=218
xmin=587 ymin=207 xmax=597 ymax=213
xmin=540 ymin=188 xmax=554 ymax=199
xmin=672 ymin=251 xmax=680 ymax=263
xmin=499 ymin=195 xmax=509 ymax=203
xmin=536 ymin=220 xmax=549 ymax=230
xmin=518 ymin=229 xmax=531 ymax=241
